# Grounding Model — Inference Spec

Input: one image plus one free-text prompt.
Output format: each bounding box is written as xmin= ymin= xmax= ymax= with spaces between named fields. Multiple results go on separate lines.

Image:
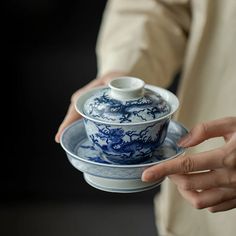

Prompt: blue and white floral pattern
xmin=83 ymin=88 xmax=170 ymax=123
xmin=84 ymin=118 xmax=170 ymax=164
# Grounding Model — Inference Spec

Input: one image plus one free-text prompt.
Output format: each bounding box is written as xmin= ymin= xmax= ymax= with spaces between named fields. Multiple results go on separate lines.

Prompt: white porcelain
xmin=60 ymin=119 xmax=187 ymax=193
xmin=75 ymin=77 xmax=179 ymax=164
xmin=109 ymin=77 xmax=145 ymax=100
xmin=83 ymin=174 xmax=164 ymax=193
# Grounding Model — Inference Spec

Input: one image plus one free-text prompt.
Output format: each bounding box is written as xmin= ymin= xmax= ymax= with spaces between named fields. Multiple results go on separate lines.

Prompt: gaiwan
xmin=75 ymin=77 xmax=179 ymax=164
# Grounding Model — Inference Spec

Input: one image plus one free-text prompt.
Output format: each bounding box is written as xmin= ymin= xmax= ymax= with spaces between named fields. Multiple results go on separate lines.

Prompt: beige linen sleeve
xmin=96 ymin=0 xmax=191 ymax=88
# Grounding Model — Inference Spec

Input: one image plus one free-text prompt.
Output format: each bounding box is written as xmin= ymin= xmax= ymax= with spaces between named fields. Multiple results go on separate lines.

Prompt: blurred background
xmin=2 ymin=1 xmax=175 ymax=235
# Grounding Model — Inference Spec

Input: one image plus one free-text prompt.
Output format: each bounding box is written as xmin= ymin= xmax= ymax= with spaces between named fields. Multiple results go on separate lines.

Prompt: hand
xmin=142 ymin=117 xmax=236 ymax=212
xmin=55 ymin=71 xmax=126 ymax=143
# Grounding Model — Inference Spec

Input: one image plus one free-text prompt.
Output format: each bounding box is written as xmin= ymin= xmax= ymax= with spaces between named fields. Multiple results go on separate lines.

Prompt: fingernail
xmin=55 ymin=132 xmax=60 ymax=143
xmin=177 ymin=133 xmax=191 ymax=147
xmin=142 ymin=171 xmax=156 ymax=182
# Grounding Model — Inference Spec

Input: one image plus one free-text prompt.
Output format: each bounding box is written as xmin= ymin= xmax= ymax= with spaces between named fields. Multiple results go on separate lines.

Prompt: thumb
xmin=55 ymin=105 xmax=82 ymax=143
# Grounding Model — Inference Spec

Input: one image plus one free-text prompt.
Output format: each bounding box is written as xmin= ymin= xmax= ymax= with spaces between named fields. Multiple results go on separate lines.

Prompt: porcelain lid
xmin=82 ymin=77 xmax=170 ymax=123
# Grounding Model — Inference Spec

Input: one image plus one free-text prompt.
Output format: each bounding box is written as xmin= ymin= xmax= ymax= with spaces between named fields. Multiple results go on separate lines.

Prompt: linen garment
xmin=96 ymin=0 xmax=236 ymax=235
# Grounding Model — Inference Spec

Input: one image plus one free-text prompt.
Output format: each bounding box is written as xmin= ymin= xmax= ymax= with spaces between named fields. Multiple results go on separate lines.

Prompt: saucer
xmin=60 ymin=119 xmax=188 ymax=193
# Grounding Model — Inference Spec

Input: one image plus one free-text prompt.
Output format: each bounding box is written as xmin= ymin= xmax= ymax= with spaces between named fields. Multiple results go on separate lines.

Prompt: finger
xmin=70 ymin=78 xmax=105 ymax=104
xmin=177 ymin=187 xmax=236 ymax=210
xmin=142 ymin=148 xmax=226 ymax=182
xmin=54 ymin=73 xmax=126 ymax=143
xmin=55 ymin=104 xmax=82 ymax=143
xmin=208 ymin=198 xmax=236 ymax=212
xmin=223 ymin=133 xmax=236 ymax=169
xmin=169 ymin=168 xmax=236 ymax=191
xmin=55 ymin=79 xmax=105 ymax=143
xmin=178 ymin=117 xmax=236 ymax=147
xmin=223 ymin=151 xmax=236 ymax=169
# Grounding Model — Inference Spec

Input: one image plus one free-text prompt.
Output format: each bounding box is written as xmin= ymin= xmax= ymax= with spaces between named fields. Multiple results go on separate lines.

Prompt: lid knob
xmin=109 ymin=77 xmax=145 ymax=100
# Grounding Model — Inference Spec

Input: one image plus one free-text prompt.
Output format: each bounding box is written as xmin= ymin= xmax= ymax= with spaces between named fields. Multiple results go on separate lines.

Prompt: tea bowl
xmin=75 ymin=77 xmax=179 ymax=164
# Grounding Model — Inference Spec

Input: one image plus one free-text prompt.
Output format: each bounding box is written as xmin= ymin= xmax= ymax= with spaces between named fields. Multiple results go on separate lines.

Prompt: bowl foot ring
xmin=83 ymin=173 xmax=164 ymax=193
